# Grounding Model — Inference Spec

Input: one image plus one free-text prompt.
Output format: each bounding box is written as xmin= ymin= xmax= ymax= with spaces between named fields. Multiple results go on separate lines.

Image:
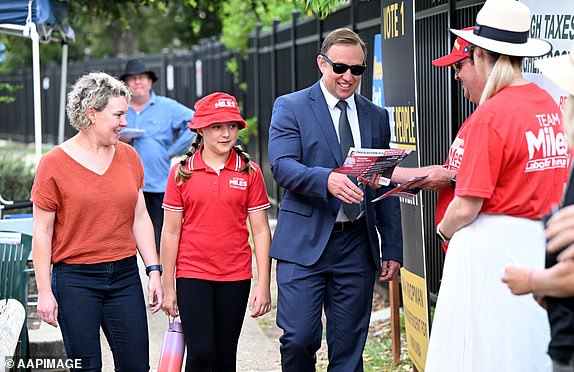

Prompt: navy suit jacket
xmin=268 ymin=81 xmax=403 ymax=270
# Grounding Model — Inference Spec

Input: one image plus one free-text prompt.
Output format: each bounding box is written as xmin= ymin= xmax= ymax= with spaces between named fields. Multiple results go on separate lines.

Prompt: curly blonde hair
xmin=66 ymin=72 xmax=131 ymax=131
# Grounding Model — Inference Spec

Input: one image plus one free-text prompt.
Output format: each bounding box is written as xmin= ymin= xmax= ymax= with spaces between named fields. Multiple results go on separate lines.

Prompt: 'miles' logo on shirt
xmin=524 ymin=112 xmax=568 ymax=172
xmin=447 ymin=137 xmax=464 ymax=169
xmin=229 ymin=177 xmax=247 ymax=190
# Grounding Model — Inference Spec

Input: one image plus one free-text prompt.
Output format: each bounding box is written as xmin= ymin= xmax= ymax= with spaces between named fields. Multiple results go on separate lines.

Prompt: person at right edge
xmin=426 ymin=1 xmax=570 ymax=371
xmin=503 ymin=41 xmax=574 ymax=371
xmin=268 ymin=27 xmax=403 ymax=372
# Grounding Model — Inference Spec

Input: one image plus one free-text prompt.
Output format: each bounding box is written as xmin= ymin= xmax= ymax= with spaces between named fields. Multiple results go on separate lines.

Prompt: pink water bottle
xmin=158 ymin=318 xmax=185 ymax=372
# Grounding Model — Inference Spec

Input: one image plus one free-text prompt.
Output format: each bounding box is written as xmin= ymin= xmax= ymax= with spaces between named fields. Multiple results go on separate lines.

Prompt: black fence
xmin=0 ymin=0 xmax=485 ymax=297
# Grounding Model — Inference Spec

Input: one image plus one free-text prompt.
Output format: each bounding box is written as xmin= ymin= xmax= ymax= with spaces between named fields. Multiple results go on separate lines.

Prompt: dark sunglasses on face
xmin=321 ymin=53 xmax=367 ymax=76
xmin=452 ymin=59 xmax=469 ymax=74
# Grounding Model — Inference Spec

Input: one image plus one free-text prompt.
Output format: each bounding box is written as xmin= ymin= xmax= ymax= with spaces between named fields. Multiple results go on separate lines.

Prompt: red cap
xmin=188 ymin=92 xmax=248 ymax=132
xmin=432 ymin=27 xmax=473 ymax=67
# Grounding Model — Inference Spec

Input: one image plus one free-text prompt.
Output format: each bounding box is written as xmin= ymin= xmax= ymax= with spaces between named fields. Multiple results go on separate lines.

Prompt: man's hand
xmin=358 ymin=173 xmax=382 ymax=189
xmin=328 ymin=172 xmax=363 ymax=204
xmin=379 ymin=260 xmax=401 ymax=282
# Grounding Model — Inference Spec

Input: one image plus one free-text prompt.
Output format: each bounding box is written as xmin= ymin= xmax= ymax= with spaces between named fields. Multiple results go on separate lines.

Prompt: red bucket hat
xmin=432 ymin=27 xmax=473 ymax=67
xmin=188 ymin=92 xmax=248 ymax=132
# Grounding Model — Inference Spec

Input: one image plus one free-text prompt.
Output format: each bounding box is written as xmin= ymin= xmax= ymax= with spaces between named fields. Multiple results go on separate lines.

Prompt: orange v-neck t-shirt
xmin=31 ymin=142 xmax=144 ymax=264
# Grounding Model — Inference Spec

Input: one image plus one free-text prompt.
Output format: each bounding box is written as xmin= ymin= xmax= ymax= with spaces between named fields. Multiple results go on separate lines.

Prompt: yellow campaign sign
xmin=400 ymin=267 xmax=429 ymax=371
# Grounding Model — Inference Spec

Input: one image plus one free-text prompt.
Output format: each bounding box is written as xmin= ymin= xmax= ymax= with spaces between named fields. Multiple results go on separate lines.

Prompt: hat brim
xmin=451 ymin=29 xmax=552 ymax=58
xmin=536 ymin=54 xmax=574 ymax=96
xmin=432 ymin=53 xmax=467 ymax=67
xmin=188 ymin=118 xmax=248 ymax=132
xmin=120 ymin=71 xmax=158 ymax=83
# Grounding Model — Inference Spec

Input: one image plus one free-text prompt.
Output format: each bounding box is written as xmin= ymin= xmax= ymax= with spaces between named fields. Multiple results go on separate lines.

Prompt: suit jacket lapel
xmin=309 ymin=82 xmax=343 ymax=164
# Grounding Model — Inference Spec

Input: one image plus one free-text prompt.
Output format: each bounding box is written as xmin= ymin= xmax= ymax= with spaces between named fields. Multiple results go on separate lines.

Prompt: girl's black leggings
xmin=176 ymin=277 xmax=251 ymax=372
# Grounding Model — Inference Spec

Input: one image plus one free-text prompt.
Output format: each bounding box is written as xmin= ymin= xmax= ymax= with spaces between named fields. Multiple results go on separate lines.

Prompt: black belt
xmin=332 ymin=217 xmax=365 ymax=233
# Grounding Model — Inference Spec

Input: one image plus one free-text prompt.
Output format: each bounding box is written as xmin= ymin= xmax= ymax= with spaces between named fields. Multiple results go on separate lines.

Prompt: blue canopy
xmin=0 ymin=0 xmax=73 ymax=42
xmin=0 ymin=0 xmax=74 ymax=164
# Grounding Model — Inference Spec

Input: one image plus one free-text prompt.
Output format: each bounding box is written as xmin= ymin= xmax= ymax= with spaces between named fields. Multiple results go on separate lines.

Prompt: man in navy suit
xmin=268 ymin=28 xmax=403 ymax=372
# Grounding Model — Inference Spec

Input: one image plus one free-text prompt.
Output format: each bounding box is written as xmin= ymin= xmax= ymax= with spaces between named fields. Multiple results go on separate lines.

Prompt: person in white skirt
xmin=427 ymin=1 xmax=570 ymax=371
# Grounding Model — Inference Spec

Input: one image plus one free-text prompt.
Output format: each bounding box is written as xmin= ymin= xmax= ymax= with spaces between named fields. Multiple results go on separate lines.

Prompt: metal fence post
xmin=291 ymin=11 xmax=299 ymax=92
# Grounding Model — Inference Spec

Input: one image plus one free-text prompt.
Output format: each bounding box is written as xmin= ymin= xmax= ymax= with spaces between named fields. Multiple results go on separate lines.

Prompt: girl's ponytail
xmin=176 ymin=134 xmax=203 ymax=184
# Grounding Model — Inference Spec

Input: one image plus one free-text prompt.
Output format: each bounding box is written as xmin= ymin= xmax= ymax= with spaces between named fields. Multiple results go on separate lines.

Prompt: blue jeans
xmin=52 ymin=256 xmax=149 ymax=371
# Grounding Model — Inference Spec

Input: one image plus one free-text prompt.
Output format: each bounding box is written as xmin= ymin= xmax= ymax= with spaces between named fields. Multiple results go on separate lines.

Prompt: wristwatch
xmin=450 ymin=174 xmax=457 ymax=188
xmin=145 ymin=264 xmax=163 ymax=276
xmin=436 ymin=227 xmax=450 ymax=243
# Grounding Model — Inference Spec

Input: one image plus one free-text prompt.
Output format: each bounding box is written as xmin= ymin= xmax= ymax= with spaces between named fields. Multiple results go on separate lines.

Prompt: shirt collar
xmin=148 ymin=90 xmax=157 ymax=106
xmin=187 ymin=146 xmax=243 ymax=172
xmin=130 ymin=90 xmax=157 ymax=113
xmin=319 ymin=79 xmax=356 ymax=112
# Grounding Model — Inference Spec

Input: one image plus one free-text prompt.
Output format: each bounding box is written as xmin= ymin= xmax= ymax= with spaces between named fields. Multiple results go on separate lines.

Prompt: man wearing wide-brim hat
xmin=120 ymin=58 xmax=159 ymax=83
xmin=120 ymin=58 xmax=195 ymax=254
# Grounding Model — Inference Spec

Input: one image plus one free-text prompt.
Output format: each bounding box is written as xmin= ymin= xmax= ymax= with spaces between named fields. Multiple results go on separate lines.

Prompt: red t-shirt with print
xmin=456 ymin=83 xmax=569 ymax=217
xmin=435 ymin=121 xmax=473 ymax=252
xmin=162 ymin=148 xmax=270 ymax=281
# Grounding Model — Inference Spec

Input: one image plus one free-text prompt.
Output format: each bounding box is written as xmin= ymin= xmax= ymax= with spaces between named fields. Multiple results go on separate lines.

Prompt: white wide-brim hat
xmin=536 ymin=43 xmax=574 ymax=96
xmin=451 ymin=0 xmax=551 ymax=57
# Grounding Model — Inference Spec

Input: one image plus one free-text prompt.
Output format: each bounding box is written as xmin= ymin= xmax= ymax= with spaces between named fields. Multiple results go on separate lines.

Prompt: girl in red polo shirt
xmin=161 ymin=92 xmax=272 ymax=371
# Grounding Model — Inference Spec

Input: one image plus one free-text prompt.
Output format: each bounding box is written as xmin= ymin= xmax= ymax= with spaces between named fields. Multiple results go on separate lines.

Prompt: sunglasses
xmin=321 ymin=54 xmax=367 ymax=76
xmin=452 ymin=59 xmax=469 ymax=74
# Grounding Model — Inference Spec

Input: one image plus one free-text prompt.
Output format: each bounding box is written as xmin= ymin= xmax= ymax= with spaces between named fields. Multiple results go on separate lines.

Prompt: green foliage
xmin=362 ymin=337 xmax=413 ymax=371
xmin=1 ymin=0 xmax=345 ymax=69
xmin=219 ymin=0 xmax=302 ymax=52
xmin=0 ymin=149 xmax=35 ymax=204
xmin=237 ymin=117 xmax=258 ymax=145
xmin=362 ymin=314 xmax=413 ymax=371
xmin=1 ymin=0 xmax=223 ymax=68
xmin=0 ymin=0 xmax=345 ymax=104
xmin=0 ymin=84 xmax=21 ymax=103
xmin=305 ymin=0 xmax=347 ymax=19
xmin=226 ymin=58 xmax=240 ymax=83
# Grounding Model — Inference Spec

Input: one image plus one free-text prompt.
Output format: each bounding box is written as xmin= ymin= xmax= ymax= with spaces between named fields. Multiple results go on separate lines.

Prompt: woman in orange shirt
xmin=32 ymin=72 xmax=163 ymax=371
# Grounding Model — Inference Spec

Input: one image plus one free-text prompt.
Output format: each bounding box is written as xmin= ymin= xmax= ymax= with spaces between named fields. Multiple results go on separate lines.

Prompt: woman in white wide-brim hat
xmin=503 ymin=43 xmax=574 ymax=372
xmin=427 ymin=1 xmax=570 ymax=371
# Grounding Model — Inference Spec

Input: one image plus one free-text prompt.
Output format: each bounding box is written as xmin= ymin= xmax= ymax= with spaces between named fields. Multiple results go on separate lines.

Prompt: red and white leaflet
xmin=370 ymin=175 xmax=427 ymax=203
xmin=333 ymin=147 xmax=411 ymax=186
